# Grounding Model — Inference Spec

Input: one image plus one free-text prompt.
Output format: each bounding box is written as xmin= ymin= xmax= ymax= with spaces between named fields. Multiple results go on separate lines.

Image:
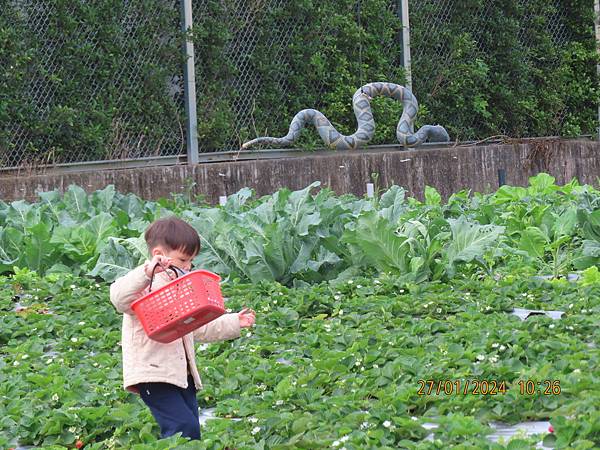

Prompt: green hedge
xmin=410 ymin=0 xmax=600 ymax=141
xmin=193 ymin=0 xmax=406 ymax=150
xmin=0 ymin=0 xmax=598 ymax=166
xmin=0 ymin=0 xmax=183 ymax=167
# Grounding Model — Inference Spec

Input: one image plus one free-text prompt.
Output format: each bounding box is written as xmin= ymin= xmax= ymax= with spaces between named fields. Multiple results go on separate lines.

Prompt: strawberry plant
xmin=1 ymin=176 xmax=600 ymax=448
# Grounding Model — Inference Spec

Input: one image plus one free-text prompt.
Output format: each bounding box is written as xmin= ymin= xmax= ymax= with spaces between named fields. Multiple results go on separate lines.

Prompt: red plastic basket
xmin=131 ymin=269 xmax=225 ymax=343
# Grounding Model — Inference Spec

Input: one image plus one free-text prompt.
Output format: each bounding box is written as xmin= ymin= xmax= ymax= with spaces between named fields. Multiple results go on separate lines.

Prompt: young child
xmin=110 ymin=216 xmax=255 ymax=440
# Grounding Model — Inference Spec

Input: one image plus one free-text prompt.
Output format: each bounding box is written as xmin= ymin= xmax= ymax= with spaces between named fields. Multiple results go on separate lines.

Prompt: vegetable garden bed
xmin=1 ymin=174 xmax=599 ymax=449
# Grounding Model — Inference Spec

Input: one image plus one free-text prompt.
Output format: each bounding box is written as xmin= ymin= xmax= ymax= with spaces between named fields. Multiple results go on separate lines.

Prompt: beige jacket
xmin=109 ymin=264 xmax=241 ymax=393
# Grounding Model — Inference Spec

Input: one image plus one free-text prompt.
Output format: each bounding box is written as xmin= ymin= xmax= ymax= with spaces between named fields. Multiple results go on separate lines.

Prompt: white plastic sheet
xmin=423 ymin=420 xmax=553 ymax=448
xmin=511 ymin=308 xmax=564 ymax=320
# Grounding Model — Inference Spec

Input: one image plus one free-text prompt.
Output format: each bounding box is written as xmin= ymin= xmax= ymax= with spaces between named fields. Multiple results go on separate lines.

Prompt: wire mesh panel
xmin=192 ymin=0 xmax=598 ymax=150
xmin=193 ymin=0 xmax=406 ymax=152
xmin=409 ymin=0 xmax=597 ymax=142
xmin=0 ymin=0 xmax=185 ymax=169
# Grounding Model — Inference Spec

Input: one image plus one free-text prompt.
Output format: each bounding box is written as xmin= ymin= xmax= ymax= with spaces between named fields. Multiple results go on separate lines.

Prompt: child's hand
xmin=238 ymin=308 xmax=256 ymax=328
xmin=144 ymin=255 xmax=174 ymax=279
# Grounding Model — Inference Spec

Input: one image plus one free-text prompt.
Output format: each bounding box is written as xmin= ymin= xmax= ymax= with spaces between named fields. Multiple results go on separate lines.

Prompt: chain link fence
xmin=192 ymin=0 xmax=404 ymax=153
xmin=194 ymin=0 xmax=320 ymax=153
xmin=409 ymin=0 xmax=583 ymax=142
xmin=1 ymin=0 xmax=597 ymax=169
xmin=1 ymin=0 xmax=185 ymax=169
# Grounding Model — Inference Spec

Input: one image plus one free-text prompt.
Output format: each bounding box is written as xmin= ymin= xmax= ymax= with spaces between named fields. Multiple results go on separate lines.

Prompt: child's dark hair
xmin=145 ymin=217 xmax=201 ymax=256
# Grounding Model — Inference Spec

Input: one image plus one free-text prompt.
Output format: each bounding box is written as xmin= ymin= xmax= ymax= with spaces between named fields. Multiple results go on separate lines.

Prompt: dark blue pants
xmin=138 ymin=375 xmax=201 ymax=440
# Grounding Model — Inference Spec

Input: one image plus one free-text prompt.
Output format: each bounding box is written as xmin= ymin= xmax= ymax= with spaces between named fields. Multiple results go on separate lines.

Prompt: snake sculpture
xmin=242 ymin=82 xmax=450 ymax=150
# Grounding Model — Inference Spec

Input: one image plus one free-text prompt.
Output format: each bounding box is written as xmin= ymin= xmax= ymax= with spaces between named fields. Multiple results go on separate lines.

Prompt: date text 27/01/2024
xmin=417 ymin=379 xmax=562 ymax=396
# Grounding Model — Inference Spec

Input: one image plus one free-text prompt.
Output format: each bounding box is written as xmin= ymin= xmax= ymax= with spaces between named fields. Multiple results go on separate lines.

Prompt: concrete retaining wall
xmin=1 ymin=138 xmax=599 ymax=203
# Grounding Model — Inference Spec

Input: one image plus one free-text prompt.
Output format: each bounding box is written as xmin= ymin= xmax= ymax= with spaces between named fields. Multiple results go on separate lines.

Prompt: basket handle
xmin=147 ymin=263 xmax=187 ymax=292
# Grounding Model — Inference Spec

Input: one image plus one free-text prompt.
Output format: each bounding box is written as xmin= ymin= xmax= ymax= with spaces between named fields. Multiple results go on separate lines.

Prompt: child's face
xmin=152 ymin=246 xmax=196 ymax=271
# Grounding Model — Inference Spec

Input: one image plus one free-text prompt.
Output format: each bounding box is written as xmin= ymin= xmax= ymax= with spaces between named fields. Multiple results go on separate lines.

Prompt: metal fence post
xmin=398 ymin=0 xmax=412 ymax=91
xmin=181 ymin=0 xmax=199 ymax=164
xmin=595 ymin=0 xmax=600 ymax=140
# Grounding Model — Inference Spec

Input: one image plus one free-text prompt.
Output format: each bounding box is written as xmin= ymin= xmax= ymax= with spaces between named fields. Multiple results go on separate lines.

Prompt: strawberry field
xmin=1 ymin=174 xmax=599 ymax=449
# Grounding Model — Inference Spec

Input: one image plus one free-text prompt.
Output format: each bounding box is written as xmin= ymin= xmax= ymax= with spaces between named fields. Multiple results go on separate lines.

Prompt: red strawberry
xmin=548 ymin=425 xmax=554 ymax=433
xmin=75 ymin=440 xmax=84 ymax=449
